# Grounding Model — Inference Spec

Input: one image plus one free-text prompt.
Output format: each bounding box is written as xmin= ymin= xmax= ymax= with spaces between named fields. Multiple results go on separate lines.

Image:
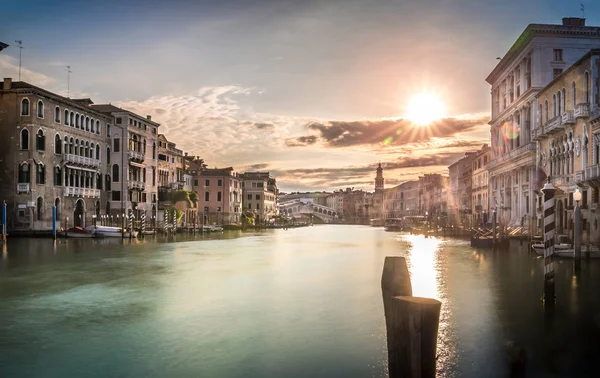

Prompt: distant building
xmin=240 ymin=172 xmax=278 ymax=224
xmin=418 ymin=174 xmax=447 ymax=219
xmin=197 ymin=167 xmax=242 ymax=225
xmin=371 ymin=163 xmax=385 ymax=220
xmin=448 ymin=153 xmax=477 ymax=227
xmin=0 ymin=41 xmax=8 ymax=52
xmin=471 ymin=144 xmax=491 ymax=225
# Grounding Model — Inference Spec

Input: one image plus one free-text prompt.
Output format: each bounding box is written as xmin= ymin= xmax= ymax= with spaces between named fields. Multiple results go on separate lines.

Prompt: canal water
xmin=1 ymin=226 xmax=599 ymax=377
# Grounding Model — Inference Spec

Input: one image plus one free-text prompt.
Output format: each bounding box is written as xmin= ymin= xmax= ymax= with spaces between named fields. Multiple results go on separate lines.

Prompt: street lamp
xmin=574 ymin=188 xmax=582 ymax=262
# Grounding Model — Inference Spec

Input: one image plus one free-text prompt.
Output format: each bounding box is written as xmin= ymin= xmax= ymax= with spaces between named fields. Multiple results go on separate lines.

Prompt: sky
xmin=1 ymin=0 xmax=599 ymax=192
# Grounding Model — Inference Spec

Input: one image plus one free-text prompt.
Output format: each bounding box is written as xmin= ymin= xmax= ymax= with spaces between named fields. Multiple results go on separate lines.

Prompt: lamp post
xmin=573 ymin=188 xmax=582 ymax=269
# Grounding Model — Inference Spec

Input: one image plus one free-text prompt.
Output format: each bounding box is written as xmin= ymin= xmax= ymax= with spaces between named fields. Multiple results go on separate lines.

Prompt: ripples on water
xmin=1 ymin=227 xmax=600 ymax=377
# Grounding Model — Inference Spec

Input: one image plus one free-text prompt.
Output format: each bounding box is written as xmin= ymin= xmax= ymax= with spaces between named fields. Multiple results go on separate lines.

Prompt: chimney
xmin=146 ymin=115 xmax=152 ymax=121
xmin=3 ymin=78 xmax=12 ymax=90
xmin=562 ymin=17 xmax=586 ymax=26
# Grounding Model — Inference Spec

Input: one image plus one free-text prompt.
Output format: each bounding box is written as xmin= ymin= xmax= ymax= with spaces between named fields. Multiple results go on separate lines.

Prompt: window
xmin=37 ymin=100 xmax=44 ymax=118
xmin=106 ymin=147 xmax=111 ymax=164
xmin=113 ymin=138 xmax=120 ymax=152
xmin=544 ymin=100 xmax=548 ymax=122
xmin=116 ymin=117 xmax=122 ymax=124
xmin=152 ymin=142 xmax=156 ymax=159
xmin=85 ymin=117 xmax=89 ymax=131
xmin=194 ymin=179 xmax=198 ymax=186
xmin=112 ymin=164 xmax=119 ymax=182
xmin=217 ymin=192 xmax=222 ymax=201
xmin=36 ymin=130 xmax=45 ymax=151
xmin=255 ymin=194 xmax=260 ymax=200
xmin=553 ymin=68 xmax=563 ymax=79
xmin=95 ymin=144 xmax=100 ymax=160
xmin=64 ymin=109 xmax=69 ymax=125
xmin=584 ymin=72 xmax=590 ymax=103
xmin=572 ymin=81 xmax=576 ymax=107
xmin=70 ymin=112 xmax=74 ymax=126
xmin=96 ymin=120 xmax=100 ymax=134
xmin=54 ymin=106 xmax=60 ymax=123
xmin=107 ymin=124 xmax=111 ymax=137
xmin=256 ymin=203 xmax=260 ymax=210
xmin=36 ymin=163 xmax=45 ymax=184
xmin=75 ymin=114 xmax=80 ymax=128
xmin=106 ymin=175 xmax=111 ymax=190
xmin=205 ymin=192 xmax=209 ymax=201
xmin=248 ymin=194 xmax=252 ymax=200
xmin=205 ymin=179 xmax=210 ymax=186
xmin=152 ymin=167 xmax=156 ymax=186
xmin=97 ymin=173 xmax=102 ymax=190
xmin=54 ymin=166 xmax=62 ymax=186
xmin=112 ymin=191 xmax=121 ymax=201
xmin=553 ymin=49 xmax=563 ymax=61
xmin=20 ymin=129 xmax=29 ymax=150
xmin=217 ymin=206 xmax=221 ymax=212
xmin=218 ymin=179 xmax=222 ymax=186
xmin=54 ymin=134 xmax=61 ymax=154
xmin=21 ymin=98 xmax=30 ymax=116
xmin=18 ymin=163 xmax=30 ymax=183
xmin=142 ymin=168 xmax=147 ymax=182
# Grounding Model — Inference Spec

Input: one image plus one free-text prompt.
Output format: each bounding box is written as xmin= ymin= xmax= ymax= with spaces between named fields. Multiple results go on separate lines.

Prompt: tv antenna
xmin=14 ymin=40 xmax=23 ymax=80
xmin=66 ymin=66 xmax=72 ymax=98
xmin=581 ymin=4 xmax=585 ymax=18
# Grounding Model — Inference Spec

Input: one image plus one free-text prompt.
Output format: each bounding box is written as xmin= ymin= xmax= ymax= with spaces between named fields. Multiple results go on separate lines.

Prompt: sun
xmin=405 ymin=93 xmax=447 ymax=125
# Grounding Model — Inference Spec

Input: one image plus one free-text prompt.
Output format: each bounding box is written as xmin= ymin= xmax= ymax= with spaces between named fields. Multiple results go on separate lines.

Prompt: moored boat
xmin=384 ymin=218 xmax=404 ymax=232
xmin=86 ymin=225 xmax=135 ymax=238
xmin=59 ymin=226 xmax=95 ymax=238
xmin=531 ymin=234 xmax=600 ymax=258
xmin=370 ymin=218 xmax=385 ymax=227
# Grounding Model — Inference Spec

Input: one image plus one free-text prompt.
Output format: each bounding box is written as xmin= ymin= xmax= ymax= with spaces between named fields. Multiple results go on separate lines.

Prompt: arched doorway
xmin=55 ymin=198 xmax=61 ymax=219
xmin=36 ymin=197 xmax=43 ymax=221
xmin=556 ymin=199 xmax=564 ymax=234
xmin=74 ymin=199 xmax=85 ymax=227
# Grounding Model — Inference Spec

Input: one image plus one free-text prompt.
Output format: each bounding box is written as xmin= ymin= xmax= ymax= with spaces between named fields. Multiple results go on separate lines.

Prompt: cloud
xmin=254 ymin=122 xmax=274 ymax=129
xmin=300 ymin=115 xmax=488 ymax=147
xmin=240 ymin=163 xmax=270 ymax=171
xmin=285 ymin=135 xmax=318 ymax=147
xmin=0 ymin=55 xmax=56 ymax=87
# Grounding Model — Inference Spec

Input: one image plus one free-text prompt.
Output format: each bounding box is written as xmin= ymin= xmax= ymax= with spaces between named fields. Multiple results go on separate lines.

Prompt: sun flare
xmin=405 ymin=93 xmax=447 ymax=125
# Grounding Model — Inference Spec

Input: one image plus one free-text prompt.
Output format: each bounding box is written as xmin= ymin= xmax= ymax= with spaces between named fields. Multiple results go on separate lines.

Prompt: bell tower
xmin=375 ymin=163 xmax=384 ymax=192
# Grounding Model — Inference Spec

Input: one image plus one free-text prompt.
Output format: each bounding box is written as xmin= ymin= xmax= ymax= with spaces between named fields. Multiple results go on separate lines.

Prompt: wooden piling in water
xmin=381 ymin=256 xmax=441 ymax=378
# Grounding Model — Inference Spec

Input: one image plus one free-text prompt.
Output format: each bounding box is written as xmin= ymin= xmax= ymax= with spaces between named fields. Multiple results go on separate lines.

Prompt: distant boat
xmin=531 ymin=234 xmax=600 ymax=258
xmin=370 ymin=218 xmax=385 ymax=227
xmin=384 ymin=218 xmax=404 ymax=232
xmin=86 ymin=225 xmax=137 ymax=238
xmin=59 ymin=226 xmax=95 ymax=238
xmin=203 ymin=225 xmax=223 ymax=232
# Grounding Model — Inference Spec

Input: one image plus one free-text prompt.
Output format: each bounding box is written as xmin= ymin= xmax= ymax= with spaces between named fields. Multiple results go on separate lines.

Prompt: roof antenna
xmin=65 ymin=66 xmax=72 ymax=98
xmin=14 ymin=40 xmax=23 ymax=81
xmin=581 ymin=4 xmax=585 ymax=18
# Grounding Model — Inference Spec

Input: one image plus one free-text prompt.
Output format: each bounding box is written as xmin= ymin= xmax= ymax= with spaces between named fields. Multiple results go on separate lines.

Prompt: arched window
xmin=75 ymin=114 xmax=80 ymax=129
xmin=106 ymin=147 xmax=111 ymax=164
xmin=20 ymin=129 xmax=29 ymax=150
xmin=572 ymin=81 xmax=576 ymax=107
xmin=106 ymin=174 xmax=111 ymax=190
xmin=112 ymin=164 xmax=119 ymax=182
xmin=54 ymin=134 xmax=62 ymax=154
xmin=106 ymin=124 xmax=110 ymax=137
xmin=74 ymin=139 xmax=79 ymax=156
xmin=69 ymin=137 xmax=74 ymax=154
xmin=55 ymin=198 xmax=61 ymax=219
xmin=85 ymin=141 xmax=89 ymax=158
xmin=21 ymin=98 xmax=30 ymax=116
xmin=18 ymin=162 xmax=30 ymax=183
xmin=96 ymin=144 xmax=100 ymax=161
xmin=90 ymin=118 xmax=95 ymax=133
xmin=54 ymin=166 xmax=62 ymax=186
xmin=561 ymin=88 xmax=565 ymax=113
xmin=36 ymin=197 xmax=43 ymax=221
xmin=54 ymin=106 xmax=60 ymax=123
xmin=584 ymin=72 xmax=590 ymax=103
xmin=552 ymin=94 xmax=557 ymax=117
xmin=36 ymin=130 xmax=45 ymax=151
xmin=36 ymin=163 xmax=45 ymax=185
xmin=90 ymin=143 xmax=95 ymax=159
xmin=538 ymin=104 xmax=542 ymax=126
xmin=70 ymin=112 xmax=74 ymax=127
xmin=64 ymin=136 xmax=68 ymax=154
xmin=544 ymin=100 xmax=548 ymax=122
xmin=143 ymin=167 xmax=146 ymax=182
xmin=97 ymin=173 xmax=102 ymax=190
xmin=64 ymin=109 xmax=69 ymax=125
xmin=85 ymin=117 xmax=90 ymax=131
xmin=96 ymin=120 xmax=100 ymax=134
xmin=556 ymin=92 xmax=561 ymax=115
xmin=37 ymin=100 xmax=44 ymax=118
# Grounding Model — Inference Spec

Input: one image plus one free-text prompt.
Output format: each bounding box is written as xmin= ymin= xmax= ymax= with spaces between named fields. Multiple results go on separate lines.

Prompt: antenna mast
xmin=66 ymin=66 xmax=72 ymax=98
xmin=581 ymin=4 xmax=585 ymax=18
xmin=14 ymin=40 xmax=23 ymax=81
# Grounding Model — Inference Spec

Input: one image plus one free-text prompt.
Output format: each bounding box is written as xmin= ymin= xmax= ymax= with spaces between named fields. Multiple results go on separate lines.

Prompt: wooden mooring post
xmin=381 ymin=257 xmax=441 ymax=378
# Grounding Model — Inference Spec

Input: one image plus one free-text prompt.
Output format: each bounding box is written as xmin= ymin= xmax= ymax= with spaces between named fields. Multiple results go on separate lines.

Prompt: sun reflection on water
xmin=402 ymin=234 xmax=441 ymax=300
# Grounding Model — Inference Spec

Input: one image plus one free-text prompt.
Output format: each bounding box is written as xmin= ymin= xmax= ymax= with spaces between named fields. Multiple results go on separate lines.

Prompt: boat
xmin=384 ymin=218 xmax=405 ymax=232
xmin=59 ymin=226 xmax=95 ymax=238
xmin=141 ymin=230 xmax=156 ymax=235
xmin=370 ymin=218 xmax=385 ymax=227
xmin=531 ymin=234 xmax=600 ymax=258
xmin=203 ymin=225 xmax=224 ymax=232
xmin=86 ymin=225 xmax=137 ymax=238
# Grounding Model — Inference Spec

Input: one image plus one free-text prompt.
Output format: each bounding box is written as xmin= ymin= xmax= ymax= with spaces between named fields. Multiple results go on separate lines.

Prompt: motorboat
xmin=86 ymin=225 xmax=137 ymax=238
xmin=59 ymin=226 xmax=95 ymax=238
xmin=203 ymin=225 xmax=224 ymax=232
xmin=369 ymin=218 xmax=385 ymax=227
xmin=531 ymin=234 xmax=600 ymax=258
xmin=384 ymin=218 xmax=405 ymax=232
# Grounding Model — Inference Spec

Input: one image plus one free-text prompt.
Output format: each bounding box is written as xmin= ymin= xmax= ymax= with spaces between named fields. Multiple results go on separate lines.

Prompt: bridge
xmin=279 ymin=199 xmax=338 ymax=223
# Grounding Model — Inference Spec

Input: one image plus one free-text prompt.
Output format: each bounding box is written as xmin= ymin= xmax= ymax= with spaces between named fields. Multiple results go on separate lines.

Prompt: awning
xmin=65 ymin=165 xmax=98 ymax=173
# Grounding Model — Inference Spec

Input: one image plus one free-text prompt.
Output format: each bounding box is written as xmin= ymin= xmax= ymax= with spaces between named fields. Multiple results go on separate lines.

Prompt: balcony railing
xmin=544 ymin=116 xmax=562 ymax=134
xmin=17 ymin=183 xmax=30 ymax=193
xmin=585 ymin=165 xmax=600 ymax=182
xmin=63 ymin=153 xmax=100 ymax=168
xmin=128 ymin=150 xmax=145 ymax=162
xmin=128 ymin=180 xmax=145 ymax=190
xmin=65 ymin=186 xmax=100 ymax=198
xmin=575 ymin=170 xmax=584 ymax=183
xmin=552 ymin=175 xmax=572 ymax=187
xmin=574 ymin=103 xmax=589 ymax=118
xmin=531 ymin=125 xmax=543 ymax=140
xmin=486 ymin=142 xmax=535 ymax=170
xmin=561 ymin=111 xmax=575 ymax=125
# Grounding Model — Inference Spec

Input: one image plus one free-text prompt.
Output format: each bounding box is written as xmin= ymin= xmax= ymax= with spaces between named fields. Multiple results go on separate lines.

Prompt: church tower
xmin=375 ymin=163 xmax=384 ymax=192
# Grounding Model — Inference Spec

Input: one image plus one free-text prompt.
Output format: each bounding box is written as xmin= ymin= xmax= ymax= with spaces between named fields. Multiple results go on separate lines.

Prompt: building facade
xmin=241 ymin=172 xmax=278 ymax=224
xmin=535 ymin=49 xmax=600 ymax=244
xmin=0 ymin=78 xmax=112 ymax=231
xmin=486 ymin=17 xmax=600 ymax=228
xmin=449 ymin=152 xmax=476 ymax=227
xmin=196 ymin=167 xmax=242 ymax=225
xmin=471 ymin=144 xmax=491 ymax=225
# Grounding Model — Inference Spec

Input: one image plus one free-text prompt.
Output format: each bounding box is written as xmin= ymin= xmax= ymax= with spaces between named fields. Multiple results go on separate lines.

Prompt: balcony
xmin=561 ymin=111 xmax=575 ymax=125
xmin=575 ymin=170 xmax=584 ymax=183
xmin=531 ymin=125 xmax=543 ymax=140
xmin=544 ymin=116 xmax=562 ymax=134
xmin=128 ymin=180 xmax=145 ymax=191
xmin=585 ymin=165 xmax=600 ymax=182
xmin=128 ymin=150 xmax=145 ymax=162
xmin=552 ymin=175 xmax=572 ymax=188
xmin=574 ymin=103 xmax=589 ymax=118
xmin=65 ymin=186 xmax=100 ymax=198
xmin=17 ymin=183 xmax=30 ymax=193
xmin=486 ymin=142 xmax=536 ymax=170
xmin=63 ymin=153 xmax=100 ymax=168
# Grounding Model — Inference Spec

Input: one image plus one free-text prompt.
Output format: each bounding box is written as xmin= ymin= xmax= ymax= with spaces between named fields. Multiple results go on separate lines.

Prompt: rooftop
xmin=91 ymin=104 xmax=160 ymax=126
